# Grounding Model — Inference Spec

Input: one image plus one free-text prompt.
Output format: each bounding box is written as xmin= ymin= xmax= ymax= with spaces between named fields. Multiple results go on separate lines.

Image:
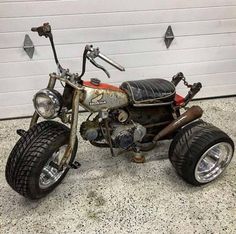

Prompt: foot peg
xmin=16 ymin=129 xmax=27 ymax=137
xmin=49 ymin=161 xmax=81 ymax=170
xmin=70 ymin=161 xmax=81 ymax=169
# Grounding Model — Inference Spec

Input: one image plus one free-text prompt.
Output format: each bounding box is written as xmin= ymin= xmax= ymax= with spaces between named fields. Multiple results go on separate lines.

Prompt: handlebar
xmin=30 ymin=23 xmax=125 ymax=80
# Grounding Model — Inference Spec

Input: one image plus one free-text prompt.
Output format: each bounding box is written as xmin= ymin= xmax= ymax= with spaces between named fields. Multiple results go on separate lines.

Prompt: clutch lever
xmin=86 ymin=54 xmax=111 ymax=78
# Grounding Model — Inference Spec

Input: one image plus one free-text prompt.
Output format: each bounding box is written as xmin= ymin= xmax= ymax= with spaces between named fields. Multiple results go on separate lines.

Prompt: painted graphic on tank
xmin=80 ymin=81 xmax=129 ymax=112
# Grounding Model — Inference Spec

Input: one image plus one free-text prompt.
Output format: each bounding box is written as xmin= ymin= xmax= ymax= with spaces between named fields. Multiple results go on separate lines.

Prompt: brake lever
xmin=86 ymin=55 xmax=111 ymax=78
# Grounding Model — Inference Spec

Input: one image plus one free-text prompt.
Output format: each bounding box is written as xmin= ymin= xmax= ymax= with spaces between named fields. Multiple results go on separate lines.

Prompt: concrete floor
xmin=0 ymin=97 xmax=235 ymax=234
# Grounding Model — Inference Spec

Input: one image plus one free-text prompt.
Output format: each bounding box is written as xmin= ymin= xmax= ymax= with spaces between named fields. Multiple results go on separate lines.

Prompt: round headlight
xmin=33 ymin=89 xmax=63 ymax=119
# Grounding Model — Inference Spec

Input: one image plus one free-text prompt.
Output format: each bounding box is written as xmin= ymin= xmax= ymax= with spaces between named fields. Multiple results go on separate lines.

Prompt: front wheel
xmin=5 ymin=121 xmax=78 ymax=199
xmin=169 ymin=121 xmax=234 ymax=185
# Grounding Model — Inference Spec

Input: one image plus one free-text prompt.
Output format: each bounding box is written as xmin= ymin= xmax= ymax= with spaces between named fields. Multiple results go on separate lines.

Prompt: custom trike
xmin=5 ymin=23 xmax=234 ymax=199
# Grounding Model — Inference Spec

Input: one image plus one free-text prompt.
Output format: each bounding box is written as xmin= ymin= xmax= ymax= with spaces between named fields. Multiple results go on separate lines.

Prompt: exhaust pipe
xmin=153 ymin=105 xmax=203 ymax=142
xmin=139 ymin=105 xmax=203 ymax=151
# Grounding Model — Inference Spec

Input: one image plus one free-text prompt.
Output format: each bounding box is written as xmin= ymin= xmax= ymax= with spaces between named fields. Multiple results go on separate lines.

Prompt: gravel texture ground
xmin=0 ymin=97 xmax=235 ymax=234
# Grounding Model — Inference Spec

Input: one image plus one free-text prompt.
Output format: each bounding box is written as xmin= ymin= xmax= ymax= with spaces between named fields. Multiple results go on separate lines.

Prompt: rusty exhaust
xmin=153 ymin=105 xmax=203 ymax=142
xmin=139 ymin=105 xmax=203 ymax=151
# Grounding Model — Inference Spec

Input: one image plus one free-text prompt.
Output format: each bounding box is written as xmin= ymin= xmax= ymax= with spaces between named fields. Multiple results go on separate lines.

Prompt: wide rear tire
xmin=169 ymin=120 xmax=234 ymax=185
xmin=5 ymin=121 xmax=78 ymax=199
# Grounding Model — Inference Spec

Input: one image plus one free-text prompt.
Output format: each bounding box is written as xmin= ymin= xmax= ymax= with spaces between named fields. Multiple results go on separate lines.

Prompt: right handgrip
xmin=86 ymin=45 xmax=126 ymax=72
xmin=98 ymin=52 xmax=125 ymax=71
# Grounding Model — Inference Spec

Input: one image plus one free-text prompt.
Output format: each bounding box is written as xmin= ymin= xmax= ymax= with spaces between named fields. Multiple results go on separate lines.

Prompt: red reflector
xmin=175 ymin=94 xmax=185 ymax=105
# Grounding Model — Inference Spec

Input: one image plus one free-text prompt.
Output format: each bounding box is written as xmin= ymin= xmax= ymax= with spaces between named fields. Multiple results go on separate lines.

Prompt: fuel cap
xmin=90 ymin=78 xmax=101 ymax=86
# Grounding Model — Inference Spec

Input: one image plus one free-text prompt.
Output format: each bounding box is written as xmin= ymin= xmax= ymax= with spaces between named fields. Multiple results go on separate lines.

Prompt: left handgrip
xmin=31 ymin=23 xmax=51 ymax=37
xmin=31 ymin=23 xmax=63 ymax=72
xmin=31 ymin=27 xmax=38 ymax=32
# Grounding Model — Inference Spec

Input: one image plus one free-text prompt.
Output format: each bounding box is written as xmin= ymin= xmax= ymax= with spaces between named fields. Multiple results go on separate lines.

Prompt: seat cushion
xmin=120 ymin=79 xmax=176 ymax=104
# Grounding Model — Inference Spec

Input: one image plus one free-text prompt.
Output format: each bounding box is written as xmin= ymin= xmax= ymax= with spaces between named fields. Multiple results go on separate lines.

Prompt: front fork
xmin=58 ymin=89 xmax=81 ymax=169
xmin=29 ymin=74 xmax=82 ymax=170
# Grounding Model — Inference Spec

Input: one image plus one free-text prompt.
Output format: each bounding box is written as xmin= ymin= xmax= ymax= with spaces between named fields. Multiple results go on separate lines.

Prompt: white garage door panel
xmin=1 ymin=46 xmax=236 ymax=78
xmin=2 ymin=19 xmax=236 ymax=49
xmin=0 ymin=104 xmax=33 ymax=119
xmin=1 ymin=6 xmax=236 ymax=33
xmin=0 ymin=75 xmax=49 ymax=93
xmin=2 ymin=33 xmax=236 ymax=64
xmin=0 ymin=90 xmax=40 ymax=107
xmin=1 ymin=60 xmax=236 ymax=98
xmin=183 ymin=84 xmax=236 ymax=98
xmin=1 ymin=0 xmax=236 ymax=17
xmin=1 ymin=71 xmax=236 ymax=95
xmin=1 ymin=59 xmax=236 ymax=95
xmin=3 ymin=58 xmax=236 ymax=90
xmin=0 ymin=0 xmax=56 ymax=2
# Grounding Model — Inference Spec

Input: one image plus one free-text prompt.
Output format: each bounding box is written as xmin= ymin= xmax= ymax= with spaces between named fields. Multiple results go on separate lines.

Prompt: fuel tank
xmin=80 ymin=81 xmax=129 ymax=112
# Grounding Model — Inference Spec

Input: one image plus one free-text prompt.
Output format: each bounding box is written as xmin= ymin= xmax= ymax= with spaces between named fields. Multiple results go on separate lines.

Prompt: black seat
xmin=120 ymin=79 xmax=176 ymax=104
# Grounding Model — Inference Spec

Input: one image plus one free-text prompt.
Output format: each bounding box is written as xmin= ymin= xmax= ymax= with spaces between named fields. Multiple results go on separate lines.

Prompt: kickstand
xmin=104 ymin=118 xmax=115 ymax=157
xmin=132 ymin=148 xmax=145 ymax=163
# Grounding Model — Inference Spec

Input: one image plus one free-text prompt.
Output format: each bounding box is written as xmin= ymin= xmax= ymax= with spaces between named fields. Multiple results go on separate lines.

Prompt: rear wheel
xmin=169 ymin=121 xmax=234 ymax=185
xmin=5 ymin=121 xmax=78 ymax=199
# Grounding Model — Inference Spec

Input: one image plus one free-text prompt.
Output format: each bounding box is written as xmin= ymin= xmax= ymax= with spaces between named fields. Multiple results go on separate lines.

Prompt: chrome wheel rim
xmin=195 ymin=142 xmax=233 ymax=183
xmin=39 ymin=144 xmax=69 ymax=189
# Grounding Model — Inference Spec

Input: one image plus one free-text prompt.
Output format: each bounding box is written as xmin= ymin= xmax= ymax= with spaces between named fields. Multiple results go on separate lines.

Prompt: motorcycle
xmin=5 ymin=23 xmax=234 ymax=199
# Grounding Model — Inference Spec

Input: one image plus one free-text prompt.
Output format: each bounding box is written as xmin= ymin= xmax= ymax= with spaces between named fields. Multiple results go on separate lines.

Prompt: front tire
xmin=5 ymin=121 xmax=78 ymax=199
xmin=169 ymin=121 xmax=234 ymax=185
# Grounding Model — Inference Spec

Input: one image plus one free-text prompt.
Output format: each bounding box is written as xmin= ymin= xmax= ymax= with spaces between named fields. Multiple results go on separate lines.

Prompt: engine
xmin=80 ymin=111 xmax=146 ymax=149
xmin=111 ymin=123 xmax=146 ymax=149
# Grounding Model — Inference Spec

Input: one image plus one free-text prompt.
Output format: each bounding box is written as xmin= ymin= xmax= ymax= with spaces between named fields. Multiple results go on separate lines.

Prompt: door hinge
xmin=23 ymin=34 xmax=35 ymax=59
xmin=164 ymin=25 xmax=174 ymax=49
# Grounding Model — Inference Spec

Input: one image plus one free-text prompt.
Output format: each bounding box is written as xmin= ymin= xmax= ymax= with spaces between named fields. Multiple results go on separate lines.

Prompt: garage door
xmin=1 ymin=0 xmax=236 ymax=119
